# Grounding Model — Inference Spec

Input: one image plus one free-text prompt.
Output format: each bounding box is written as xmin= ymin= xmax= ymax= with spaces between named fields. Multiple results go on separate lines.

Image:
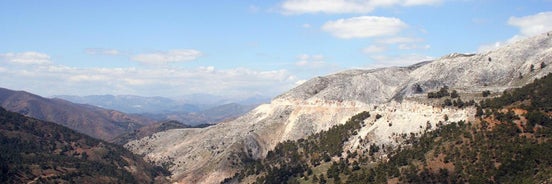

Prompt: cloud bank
xmin=85 ymin=48 xmax=121 ymax=55
xmin=131 ymin=49 xmax=203 ymax=64
xmin=0 ymin=51 xmax=299 ymax=98
xmin=0 ymin=52 xmax=52 ymax=65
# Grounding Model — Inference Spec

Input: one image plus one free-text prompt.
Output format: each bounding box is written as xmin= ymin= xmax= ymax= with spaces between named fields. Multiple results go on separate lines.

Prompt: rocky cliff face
xmin=125 ymin=31 xmax=552 ymax=184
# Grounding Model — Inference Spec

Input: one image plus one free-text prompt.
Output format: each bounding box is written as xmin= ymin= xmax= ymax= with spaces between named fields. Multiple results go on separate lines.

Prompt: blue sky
xmin=1 ymin=0 xmax=551 ymax=98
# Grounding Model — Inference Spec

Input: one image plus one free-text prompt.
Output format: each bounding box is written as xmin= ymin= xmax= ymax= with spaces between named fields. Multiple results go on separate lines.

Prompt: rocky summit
xmin=125 ymin=32 xmax=552 ymax=183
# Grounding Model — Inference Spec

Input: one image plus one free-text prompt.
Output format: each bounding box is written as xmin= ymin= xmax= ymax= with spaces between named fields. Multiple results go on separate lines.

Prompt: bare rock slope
xmin=126 ymin=32 xmax=552 ymax=183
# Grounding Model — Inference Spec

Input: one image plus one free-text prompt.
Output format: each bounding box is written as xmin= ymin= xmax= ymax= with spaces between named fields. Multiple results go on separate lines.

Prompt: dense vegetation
xmin=480 ymin=74 xmax=552 ymax=111
xmin=426 ymin=86 xmax=476 ymax=108
xmin=227 ymin=73 xmax=552 ymax=184
xmin=427 ymin=86 xmax=455 ymax=99
xmin=0 ymin=107 xmax=169 ymax=183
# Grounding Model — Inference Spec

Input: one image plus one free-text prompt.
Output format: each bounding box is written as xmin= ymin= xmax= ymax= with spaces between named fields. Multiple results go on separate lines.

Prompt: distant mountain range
xmin=54 ymin=95 xmax=202 ymax=114
xmin=55 ymin=94 xmax=270 ymax=114
xmin=0 ymin=88 xmax=155 ymax=141
xmin=0 ymin=87 xmax=267 ymax=141
xmin=56 ymin=94 xmax=269 ymax=126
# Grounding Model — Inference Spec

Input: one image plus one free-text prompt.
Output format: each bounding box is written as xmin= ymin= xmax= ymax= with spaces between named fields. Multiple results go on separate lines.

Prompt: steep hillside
xmin=125 ymin=31 xmax=552 ymax=183
xmin=232 ymin=73 xmax=552 ymax=184
xmin=0 ymin=107 xmax=169 ymax=183
xmin=0 ymin=88 xmax=154 ymax=140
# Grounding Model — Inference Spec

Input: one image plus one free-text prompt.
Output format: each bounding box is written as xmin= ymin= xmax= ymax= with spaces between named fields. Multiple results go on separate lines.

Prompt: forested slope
xmin=0 ymin=107 xmax=169 ymax=183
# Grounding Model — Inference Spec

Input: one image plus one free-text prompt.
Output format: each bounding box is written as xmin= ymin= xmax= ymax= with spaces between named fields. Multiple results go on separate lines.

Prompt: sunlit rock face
xmin=126 ymin=32 xmax=552 ymax=184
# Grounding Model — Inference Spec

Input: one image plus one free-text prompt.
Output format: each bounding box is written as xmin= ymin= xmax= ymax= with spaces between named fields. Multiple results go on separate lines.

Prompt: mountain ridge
xmin=126 ymin=31 xmax=552 ymax=183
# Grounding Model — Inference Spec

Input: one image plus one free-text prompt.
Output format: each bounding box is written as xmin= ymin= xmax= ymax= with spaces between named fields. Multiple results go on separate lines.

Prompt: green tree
xmin=476 ymin=106 xmax=484 ymax=117
xmin=450 ymin=90 xmax=459 ymax=98
xmin=81 ymin=152 xmax=88 ymax=160
xmin=443 ymin=99 xmax=453 ymax=107
xmin=482 ymin=90 xmax=491 ymax=97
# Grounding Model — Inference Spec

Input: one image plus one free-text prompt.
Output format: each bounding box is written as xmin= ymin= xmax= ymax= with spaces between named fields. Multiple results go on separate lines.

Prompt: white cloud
xmin=403 ymin=0 xmax=441 ymax=6
xmin=0 ymin=51 xmax=51 ymax=65
xmin=295 ymin=54 xmax=327 ymax=68
xmin=131 ymin=49 xmax=202 ymax=64
xmin=366 ymin=54 xmax=434 ymax=68
xmin=508 ymin=12 xmax=552 ymax=37
xmin=85 ymin=48 xmax=120 ymax=55
xmin=479 ymin=11 xmax=552 ymax=53
xmin=199 ymin=66 xmax=215 ymax=73
xmin=281 ymin=0 xmax=374 ymax=14
xmin=376 ymin=37 xmax=422 ymax=44
xmin=322 ymin=16 xmax=407 ymax=39
xmin=297 ymin=54 xmax=324 ymax=62
xmin=362 ymin=45 xmax=387 ymax=53
xmin=398 ymin=44 xmax=430 ymax=50
xmin=123 ymin=78 xmax=150 ymax=86
xmin=68 ymin=74 xmax=110 ymax=82
xmin=280 ymin=0 xmax=441 ymax=14
xmin=302 ymin=23 xmax=312 ymax=28
xmin=365 ymin=37 xmax=429 ymax=51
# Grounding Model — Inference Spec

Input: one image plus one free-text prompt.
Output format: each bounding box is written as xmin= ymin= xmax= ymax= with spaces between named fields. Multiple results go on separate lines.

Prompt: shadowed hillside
xmin=0 ymin=107 xmax=169 ymax=183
